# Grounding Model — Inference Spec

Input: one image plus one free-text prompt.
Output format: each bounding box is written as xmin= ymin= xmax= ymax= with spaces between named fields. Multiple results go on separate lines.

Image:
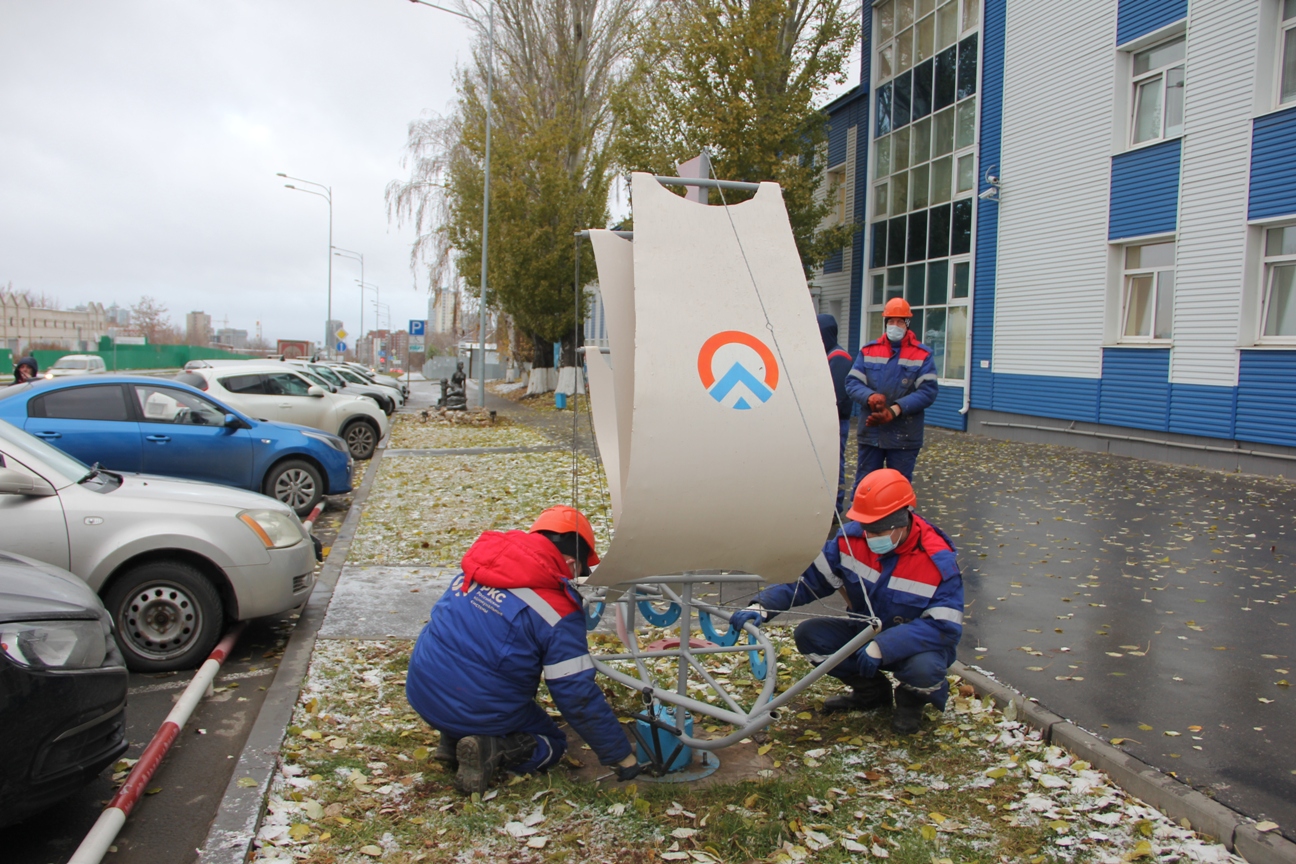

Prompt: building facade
xmin=822 ymin=0 xmax=1296 ymax=473
xmin=185 ymin=311 xmax=212 ymax=346
xmin=0 ymin=292 xmax=109 ymax=353
xmin=429 ymin=287 xmax=459 ymax=334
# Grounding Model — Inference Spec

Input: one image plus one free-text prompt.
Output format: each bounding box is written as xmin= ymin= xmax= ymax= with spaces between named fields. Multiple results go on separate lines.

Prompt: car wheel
xmin=103 ymin=562 xmax=223 ymax=672
xmin=265 ymin=459 xmax=323 ymax=516
xmin=342 ymin=419 xmax=378 ymax=459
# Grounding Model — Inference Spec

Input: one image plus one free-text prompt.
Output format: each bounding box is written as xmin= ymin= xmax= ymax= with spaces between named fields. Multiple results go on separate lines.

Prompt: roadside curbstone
xmin=951 ymin=662 xmax=1296 ymax=861
xmin=1235 ymin=826 xmax=1296 ymax=864
xmin=198 ymin=445 xmax=386 ymax=864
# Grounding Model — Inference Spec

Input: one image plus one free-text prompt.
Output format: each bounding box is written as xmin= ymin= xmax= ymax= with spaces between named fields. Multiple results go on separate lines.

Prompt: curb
xmin=198 ymin=444 xmax=387 ymax=864
xmin=951 ymin=661 xmax=1296 ymax=863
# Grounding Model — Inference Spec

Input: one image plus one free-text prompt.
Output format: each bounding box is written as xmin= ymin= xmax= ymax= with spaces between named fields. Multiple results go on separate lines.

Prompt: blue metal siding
xmin=1247 ymin=106 xmax=1296 ymax=221
xmin=823 ymin=248 xmax=844 ymax=273
xmin=992 ymin=374 xmax=1101 ymax=422
xmin=1236 ymin=350 xmax=1296 ymax=447
xmin=1168 ymin=383 xmax=1236 ymax=439
xmin=827 ymin=110 xmax=848 ymax=167
xmin=1099 ymin=348 xmax=1169 ymax=431
xmin=1116 ymin=0 xmax=1187 ymax=45
xmin=926 ymin=385 xmax=967 ymax=431
xmin=1109 ymin=139 xmax=1181 ymax=240
xmin=969 ymin=0 xmax=1005 ymax=410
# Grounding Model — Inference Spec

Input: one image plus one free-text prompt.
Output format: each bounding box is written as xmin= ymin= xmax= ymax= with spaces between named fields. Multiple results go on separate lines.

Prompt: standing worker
xmin=818 ymin=314 xmax=855 ymax=513
xmin=728 ymin=469 xmax=963 ymax=734
xmin=10 ymin=356 xmax=38 ymax=385
xmin=845 ymin=298 xmax=937 ymax=485
xmin=405 ymin=505 xmax=641 ymax=793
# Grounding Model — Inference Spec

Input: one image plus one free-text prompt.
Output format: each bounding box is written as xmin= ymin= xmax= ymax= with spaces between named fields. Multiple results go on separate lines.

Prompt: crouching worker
xmin=729 ymin=469 xmax=963 ymax=735
xmin=405 ymin=505 xmax=641 ymax=793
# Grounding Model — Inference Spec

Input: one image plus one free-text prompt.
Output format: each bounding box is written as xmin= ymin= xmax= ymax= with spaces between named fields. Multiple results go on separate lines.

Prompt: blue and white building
xmin=812 ymin=0 xmax=1296 ymax=474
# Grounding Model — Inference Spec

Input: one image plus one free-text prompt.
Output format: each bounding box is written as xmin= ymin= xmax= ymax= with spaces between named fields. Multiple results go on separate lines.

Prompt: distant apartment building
xmin=0 ymin=292 xmax=108 ymax=353
xmin=429 ymin=287 xmax=459 ymax=334
xmin=213 ymin=328 xmax=249 ymax=350
xmin=105 ymin=303 xmax=131 ymax=328
xmin=185 ymin=311 xmax=212 ymax=346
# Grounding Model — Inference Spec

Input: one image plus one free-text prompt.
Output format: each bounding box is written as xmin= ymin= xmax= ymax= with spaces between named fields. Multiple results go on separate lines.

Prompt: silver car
xmin=0 ymin=419 xmax=315 ymax=672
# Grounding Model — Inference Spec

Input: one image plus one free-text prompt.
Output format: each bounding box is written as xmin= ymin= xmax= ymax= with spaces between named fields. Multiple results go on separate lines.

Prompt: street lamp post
xmin=409 ymin=0 xmax=491 ymax=408
xmin=333 ymin=247 xmax=364 ymax=350
xmin=278 ymin=173 xmax=334 ymax=359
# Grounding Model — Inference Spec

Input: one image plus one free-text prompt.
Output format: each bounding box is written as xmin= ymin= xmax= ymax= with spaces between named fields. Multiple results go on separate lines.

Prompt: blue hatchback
xmin=0 ymin=376 xmax=352 ymax=516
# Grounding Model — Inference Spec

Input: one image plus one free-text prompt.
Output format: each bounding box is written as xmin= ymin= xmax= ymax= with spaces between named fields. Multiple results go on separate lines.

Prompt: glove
xmin=866 ymin=393 xmax=887 ymax=413
xmin=729 ymin=604 xmax=766 ymax=631
xmin=865 ymin=410 xmax=891 ymax=427
xmin=614 ymin=753 xmax=642 ymax=781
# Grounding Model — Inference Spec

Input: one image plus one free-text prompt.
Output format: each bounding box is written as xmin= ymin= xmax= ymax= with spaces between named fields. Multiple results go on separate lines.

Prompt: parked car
xmin=286 ymin=361 xmax=397 ymax=414
xmin=181 ymin=364 xmax=388 ymax=459
xmin=0 ymin=551 xmax=128 ymax=828
xmin=0 ymin=419 xmax=315 ymax=671
xmin=44 ymin=355 xmax=107 ymax=379
xmin=0 ymin=377 xmax=352 ymax=516
xmin=329 ymin=362 xmax=408 ymax=402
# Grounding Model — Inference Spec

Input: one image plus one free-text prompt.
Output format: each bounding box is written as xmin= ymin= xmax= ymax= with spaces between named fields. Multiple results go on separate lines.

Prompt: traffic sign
xmin=410 ymin=342 xmax=424 ymax=353
xmin=336 ymin=341 xmax=347 ymax=353
xmin=335 ymin=328 xmax=348 ymax=341
xmin=379 ymin=350 xmax=386 ymax=358
xmin=409 ymin=319 xmax=425 ymax=336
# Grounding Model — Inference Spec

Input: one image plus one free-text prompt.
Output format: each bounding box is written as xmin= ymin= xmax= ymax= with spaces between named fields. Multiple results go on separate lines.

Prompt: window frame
xmin=1128 ymin=36 xmax=1186 ymax=148
xmin=1277 ymin=0 xmax=1296 ymax=107
xmin=1260 ymin=223 xmax=1296 ymax=343
xmin=1119 ymin=241 xmax=1176 ymax=343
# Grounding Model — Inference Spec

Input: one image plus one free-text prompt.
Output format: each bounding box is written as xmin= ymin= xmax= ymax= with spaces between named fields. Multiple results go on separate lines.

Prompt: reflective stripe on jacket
xmin=845 ymin=330 xmax=939 ymax=449
xmin=754 ymin=514 xmax=963 ymax=668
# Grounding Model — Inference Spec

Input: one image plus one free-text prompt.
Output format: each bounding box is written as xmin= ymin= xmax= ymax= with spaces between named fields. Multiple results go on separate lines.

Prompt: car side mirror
xmin=0 ymin=466 xmax=57 ymax=497
xmin=307 ymin=385 xmax=326 ymax=398
xmin=224 ymin=413 xmax=247 ymax=429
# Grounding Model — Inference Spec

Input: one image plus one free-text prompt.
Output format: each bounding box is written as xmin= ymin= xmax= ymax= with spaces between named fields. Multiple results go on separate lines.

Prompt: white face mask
xmin=886 ymin=324 xmax=907 ymax=342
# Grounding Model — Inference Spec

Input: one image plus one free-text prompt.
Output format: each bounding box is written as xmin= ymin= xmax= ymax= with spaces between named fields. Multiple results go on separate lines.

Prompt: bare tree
xmin=130 ymin=296 xmax=181 ymax=345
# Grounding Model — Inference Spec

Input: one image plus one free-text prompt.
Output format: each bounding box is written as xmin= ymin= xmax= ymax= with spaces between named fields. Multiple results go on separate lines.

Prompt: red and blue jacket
xmin=818 ymin=313 xmax=854 ymax=421
xmin=845 ymin=330 xmax=939 ymax=449
xmin=753 ymin=513 xmax=963 ymax=668
xmin=405 ymin=530 xmax=631 ymax=766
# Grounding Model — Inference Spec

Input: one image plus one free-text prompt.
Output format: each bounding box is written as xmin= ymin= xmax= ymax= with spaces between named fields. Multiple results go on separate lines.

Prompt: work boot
xmin=454 ymin=733 xmax=536 ymax=794
xmin=433 ymin=736 xmax=459 ymax=769
xmin=823 ymin=676 xmax=892 ymax=714
xmin=891 ymin=687 xmax=926 ymax=735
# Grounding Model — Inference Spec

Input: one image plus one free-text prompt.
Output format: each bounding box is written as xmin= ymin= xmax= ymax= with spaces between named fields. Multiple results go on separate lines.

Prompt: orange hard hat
xmin=845 ymin=468 xmax=916 ymax=526
xmin=883 ymin=297 xmax=913 ymax=319
xmin=530 ymin=505 xmax=600 ymax=566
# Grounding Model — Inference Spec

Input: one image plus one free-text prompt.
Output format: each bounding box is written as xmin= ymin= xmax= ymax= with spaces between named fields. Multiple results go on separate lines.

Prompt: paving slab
xmin=317 ymin=565 xmax=454 ymax=640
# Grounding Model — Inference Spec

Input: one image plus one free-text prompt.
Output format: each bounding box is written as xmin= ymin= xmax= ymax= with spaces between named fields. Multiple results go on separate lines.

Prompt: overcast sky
xmin=0 ymin=2 xmax=860 ymax=347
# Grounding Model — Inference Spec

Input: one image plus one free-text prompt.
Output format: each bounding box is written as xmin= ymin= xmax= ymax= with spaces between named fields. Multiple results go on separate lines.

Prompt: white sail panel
xmin=587 ymin=231 xmax=636 ymax=499
xmin=583 ymin=350 xmax=623 ymax=522
xmin=588 ymin=174 xmax=839 ymax=586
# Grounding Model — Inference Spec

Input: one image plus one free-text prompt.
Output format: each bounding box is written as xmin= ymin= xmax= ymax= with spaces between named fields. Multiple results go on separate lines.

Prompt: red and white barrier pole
xmin=301 ymin=503 xmax=324 ymax=533
xmin=68 ymin=624 xmax=246 ymax=864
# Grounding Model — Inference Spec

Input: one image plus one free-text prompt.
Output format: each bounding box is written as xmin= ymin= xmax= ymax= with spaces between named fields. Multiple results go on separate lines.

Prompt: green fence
xmin=5 ymin=342 xmax=252 ymax=374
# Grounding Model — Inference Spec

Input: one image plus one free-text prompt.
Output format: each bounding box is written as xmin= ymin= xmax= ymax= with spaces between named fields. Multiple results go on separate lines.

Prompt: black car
xmin=0 ymin=552 xmax=128 ymax=828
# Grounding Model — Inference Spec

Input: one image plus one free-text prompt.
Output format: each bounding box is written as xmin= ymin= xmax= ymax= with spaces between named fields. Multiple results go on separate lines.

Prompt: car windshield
xmin=338 ymin=369 xmax=365 ymax=384
xmin=299 ymin=370 xmax=332 ymax=390
xmin=311 ymin=366 xmax=345 ymax=387
xmin=52 ymin=358 xmax=89 ymax=369
xmin=0 ymin=418 xmax=89 ymax=484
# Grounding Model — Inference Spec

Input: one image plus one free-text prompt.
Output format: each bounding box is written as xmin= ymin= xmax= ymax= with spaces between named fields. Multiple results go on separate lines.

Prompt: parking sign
xmin=409 ymin=319 xmax=425 ymax=336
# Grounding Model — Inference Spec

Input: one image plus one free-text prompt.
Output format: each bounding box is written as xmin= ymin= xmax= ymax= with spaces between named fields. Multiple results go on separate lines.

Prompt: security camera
xmin=979 ymin=187 xmax=999 ymax=201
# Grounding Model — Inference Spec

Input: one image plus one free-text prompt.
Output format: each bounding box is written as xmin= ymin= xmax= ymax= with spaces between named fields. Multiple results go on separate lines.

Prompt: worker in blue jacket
xmin=730 ymin=469 xmax=963 ymax=734
xmin=818 ymin=313 xmax=855 ymax=513
xmin=845 ymin=297 xmax=939 ymax=486
xmin=406 ymin=506 xmax=640 ymax=793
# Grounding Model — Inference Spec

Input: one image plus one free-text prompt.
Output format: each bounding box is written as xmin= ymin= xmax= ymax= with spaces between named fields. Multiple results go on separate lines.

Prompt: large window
xmin=1121 ymin=241 xmax=1175 ymax=341
xmin=1280 ymin=0 xmax=1296 ymax=105
xmin=1262 ymin=225 xmax=1296 ymax=341
xmin=869 ymin=0 xmax=978 ymax=380
xmin=1130 ymin=37 xmax=1185 ymax=146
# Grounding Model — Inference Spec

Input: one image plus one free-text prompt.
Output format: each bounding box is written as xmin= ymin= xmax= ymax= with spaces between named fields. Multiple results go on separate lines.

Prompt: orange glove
xmin=866 ymin=393 xmax=887 ymax=413
xmin=865 ymin=410 xmax=894 ymax=427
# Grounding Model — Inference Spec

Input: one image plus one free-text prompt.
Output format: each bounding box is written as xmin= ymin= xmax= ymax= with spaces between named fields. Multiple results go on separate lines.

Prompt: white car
xmin=44 ymin=355 xmax=107 ymax=378
xmin=185 ymin=364 xmax=389 ymax=459
xmin=0 ymin=419 xmax=315 ymax=671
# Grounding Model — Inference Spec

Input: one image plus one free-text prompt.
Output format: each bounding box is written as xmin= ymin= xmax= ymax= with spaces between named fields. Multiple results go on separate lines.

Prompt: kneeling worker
xmin=730 ymin=469 xmax=963 ymax=734
xmin=406 ymin=505 xmax=640 ymax=793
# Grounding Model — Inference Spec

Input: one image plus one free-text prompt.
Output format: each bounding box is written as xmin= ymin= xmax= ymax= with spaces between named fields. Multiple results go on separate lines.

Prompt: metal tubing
xmin=610 ymin=573 xmax=762 ymax=585
xmin=652 ymin=176 xmax=762 ymax=193
xmin=684 ymin=652 xmax=746 ymax=716
xmin=676 ymin=581 xmax=692 ymax=698
xmin=756 ymin=623 xmax=878 ymax=715
xmin=592 ymin=659 xmax=751 ymax=727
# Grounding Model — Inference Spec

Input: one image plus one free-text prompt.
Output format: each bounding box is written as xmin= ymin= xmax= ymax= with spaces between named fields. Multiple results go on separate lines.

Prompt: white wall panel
xmin=1171 ymin=0 xmax=1258 ymax=387
xmin=993 ymin=1 xmax=1118 ymax=379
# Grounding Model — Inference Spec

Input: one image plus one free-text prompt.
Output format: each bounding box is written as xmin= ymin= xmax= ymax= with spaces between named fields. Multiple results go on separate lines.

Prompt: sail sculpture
xmin=585 ymin=173 xmax=839 ymax=587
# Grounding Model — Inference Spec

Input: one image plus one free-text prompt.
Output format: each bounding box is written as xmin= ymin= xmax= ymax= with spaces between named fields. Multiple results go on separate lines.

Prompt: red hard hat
xmin=883 ymin=298 xmax=913 ymax=319
xmin=845 ymin=469 xmax=916 ymax=525
xmin=530 ymin=505 xmax=600 ymax=566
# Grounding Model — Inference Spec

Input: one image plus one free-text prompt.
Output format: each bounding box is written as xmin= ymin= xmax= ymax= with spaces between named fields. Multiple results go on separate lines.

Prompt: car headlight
xmin=302 ymin=430 xmax=347 ymax=452
xmin=0 ymin=619 xmax=109 ymax=669
xmin=238 ymin=509 xmax=305 ymax=549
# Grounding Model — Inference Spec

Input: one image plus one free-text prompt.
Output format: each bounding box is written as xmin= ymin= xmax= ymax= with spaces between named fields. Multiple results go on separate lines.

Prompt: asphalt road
xmin=2 ymin=471 xmax=357 ymax=864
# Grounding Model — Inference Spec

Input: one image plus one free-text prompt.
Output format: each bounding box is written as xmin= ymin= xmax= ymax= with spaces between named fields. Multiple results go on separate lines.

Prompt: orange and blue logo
xmin=697 ymin=331 xmax=780 ymax=410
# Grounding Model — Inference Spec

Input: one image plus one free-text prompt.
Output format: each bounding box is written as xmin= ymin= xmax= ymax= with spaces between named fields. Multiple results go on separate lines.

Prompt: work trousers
xmin=793 ymin=616 xmax=950 ymax=709
xmin=836 ymin=417 xmax=850 ymax=513
xmin=433 ymin=701 xmax=566 ymax=775
xmin=854 ymin=443 xmax=920 ymax=489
